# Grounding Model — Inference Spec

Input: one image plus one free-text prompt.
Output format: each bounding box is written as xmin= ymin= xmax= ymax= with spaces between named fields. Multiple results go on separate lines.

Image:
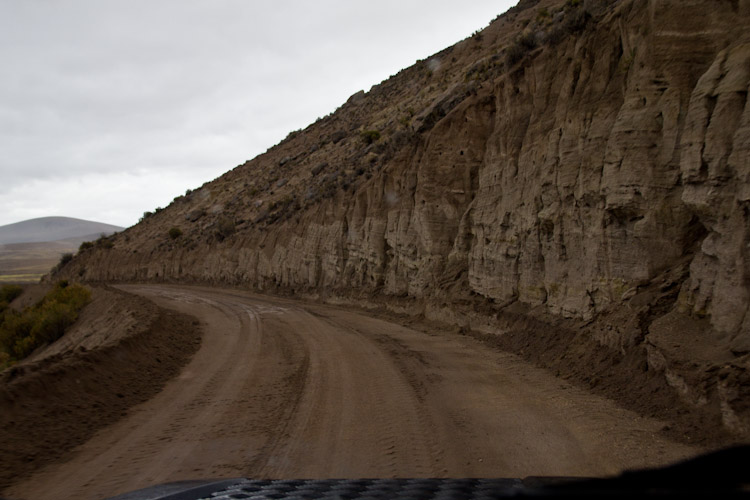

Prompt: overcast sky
xmin=0 ymin=1 xmax=515 ymax=228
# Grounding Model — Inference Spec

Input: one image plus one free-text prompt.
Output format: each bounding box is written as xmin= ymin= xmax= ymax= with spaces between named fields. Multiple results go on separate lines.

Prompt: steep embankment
xmin=53 ymin=0 xmax=750 ymax=440
xmin=0 ymin=286 xmax=202 ymax=488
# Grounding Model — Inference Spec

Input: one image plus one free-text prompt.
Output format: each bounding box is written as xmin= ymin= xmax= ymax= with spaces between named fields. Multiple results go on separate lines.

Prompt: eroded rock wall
xmin=62 ymin=0 xmax=750 ymax=342
xmin=55 ymin=0 xmax=750 ymax=436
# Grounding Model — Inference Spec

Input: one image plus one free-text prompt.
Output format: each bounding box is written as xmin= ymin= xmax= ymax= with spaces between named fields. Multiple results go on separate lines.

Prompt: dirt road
xmin=6 ymin=285 xmax=698 ymax=499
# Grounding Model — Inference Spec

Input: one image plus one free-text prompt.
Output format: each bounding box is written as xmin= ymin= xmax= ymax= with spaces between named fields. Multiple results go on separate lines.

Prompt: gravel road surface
xmin=6 ymin=285 xmax=696 ymax=499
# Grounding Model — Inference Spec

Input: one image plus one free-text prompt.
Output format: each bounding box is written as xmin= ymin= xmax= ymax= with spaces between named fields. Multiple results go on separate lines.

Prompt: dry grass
xmin=0 ymin=281 xmax=91 ymax=367
xmin=0 ymin=241 xmax=77 ymax=283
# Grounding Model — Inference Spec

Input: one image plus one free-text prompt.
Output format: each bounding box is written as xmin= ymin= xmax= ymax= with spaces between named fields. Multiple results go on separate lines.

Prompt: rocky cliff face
xmin=56 ymin=0 xmax=750 ymax=439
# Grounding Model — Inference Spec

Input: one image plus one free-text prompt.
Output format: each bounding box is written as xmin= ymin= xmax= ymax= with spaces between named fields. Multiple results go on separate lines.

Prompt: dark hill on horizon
xmin=0 ymin=217 xmax=123 ymax=245
xmin=0 ymin=217 xmax=124 ymax=283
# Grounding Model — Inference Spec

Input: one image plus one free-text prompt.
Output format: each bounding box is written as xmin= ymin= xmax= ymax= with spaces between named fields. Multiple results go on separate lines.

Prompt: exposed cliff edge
xmin=53 ymin=0 xmax=750 ymax=441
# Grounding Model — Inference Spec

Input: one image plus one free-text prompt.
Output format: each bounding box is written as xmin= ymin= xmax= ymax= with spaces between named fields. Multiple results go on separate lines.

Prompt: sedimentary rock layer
xmin=54 ymin=0 xmax=750 ymax=436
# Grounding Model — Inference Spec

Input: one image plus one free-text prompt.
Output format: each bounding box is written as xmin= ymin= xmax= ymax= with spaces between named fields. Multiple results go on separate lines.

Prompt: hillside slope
xmin=54 ymin=0 xmax=750 ymax=440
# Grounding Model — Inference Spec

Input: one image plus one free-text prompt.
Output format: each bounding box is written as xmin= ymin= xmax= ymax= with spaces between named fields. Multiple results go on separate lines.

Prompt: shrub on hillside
xmin=547 ymin=5 xmax=591 ymax=45
xmin=215 ymin=216 xmax=236 ymax=241
xmin=0 ymin=281 xmax=91 ymax=365
xmin=360 ymin=130 xmax=381 ymax=145
xmin=506 ymin=30 xmax=539 ymax=67
xmin=168 ymin=227 xmax=183 ymax=239
xmin=507 ymin=0 xmax=541 ymax=15
xmin=79 ymin=241 xmax=95 ymax=252
xmin=96 ymin=234 xmax=115 ymax=249
xmin=59 ymin=253 xmax=74 ymax=267
xmin=0 ymin=285 xmax=22 ymax=305
xmin=0 ymin=285 xmax=23 ymax=315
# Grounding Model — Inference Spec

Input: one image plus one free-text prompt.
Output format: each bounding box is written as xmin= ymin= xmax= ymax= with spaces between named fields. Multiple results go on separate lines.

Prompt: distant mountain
xmin=0 ymin=217 xmax=123 ymax=245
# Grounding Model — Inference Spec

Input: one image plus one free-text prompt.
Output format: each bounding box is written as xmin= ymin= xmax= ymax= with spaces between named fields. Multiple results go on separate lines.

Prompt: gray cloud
xmin=0 ymin=0 xmax=514 ymax=227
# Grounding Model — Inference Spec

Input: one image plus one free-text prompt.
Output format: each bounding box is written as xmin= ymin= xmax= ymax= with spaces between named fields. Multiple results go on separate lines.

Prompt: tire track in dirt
xmin=5 ymin=285 xmax=702 ymax=500
xmin=254 ymin=307 xmax=440 ymax=479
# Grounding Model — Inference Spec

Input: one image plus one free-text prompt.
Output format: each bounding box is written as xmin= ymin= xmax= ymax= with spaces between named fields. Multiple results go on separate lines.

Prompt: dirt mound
xmin=460 ymin=311 xmax=747 ymax=448
xmin=0 ymin=286 xmax=202 ymax=489
xmin=25 ymin=285 xmax=157 ymax=361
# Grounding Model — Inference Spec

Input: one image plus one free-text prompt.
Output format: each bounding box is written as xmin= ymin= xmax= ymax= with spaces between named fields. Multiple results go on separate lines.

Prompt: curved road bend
xmin=7 ymin=285 xmax=696 ymax=500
